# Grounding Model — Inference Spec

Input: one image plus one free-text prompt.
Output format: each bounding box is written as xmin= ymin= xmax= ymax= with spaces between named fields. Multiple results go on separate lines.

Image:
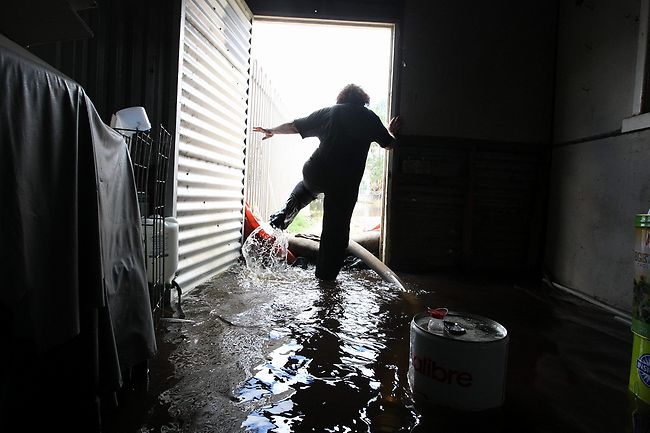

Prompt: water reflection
xmin=235 ymin=266 xmax=418 ymax=432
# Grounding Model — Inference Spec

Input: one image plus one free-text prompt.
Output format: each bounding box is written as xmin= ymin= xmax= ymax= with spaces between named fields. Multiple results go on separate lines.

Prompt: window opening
xmin=624 ymin=0 xmax=650 ymax=132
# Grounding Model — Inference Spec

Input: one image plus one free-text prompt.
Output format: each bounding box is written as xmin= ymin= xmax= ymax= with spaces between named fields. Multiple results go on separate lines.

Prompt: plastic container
xmin=632 ymin=213 xmax=650 ymax=404
xmin=409 ymin=310 xmax=509 ymax=412
xmin=110 ymin=106 xmax=151 ymax=136
xmin=144 ymin=216 xmax=179 ymax=284
xmin=633 ymin=214 xmax=650 ymax=339
xmin=630 ymin=331 xmax=650 ymax=405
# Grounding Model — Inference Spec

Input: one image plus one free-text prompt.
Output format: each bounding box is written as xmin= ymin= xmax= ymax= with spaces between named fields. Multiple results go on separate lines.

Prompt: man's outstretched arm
xmin=252 ymin=122 xmax=298 ymax=140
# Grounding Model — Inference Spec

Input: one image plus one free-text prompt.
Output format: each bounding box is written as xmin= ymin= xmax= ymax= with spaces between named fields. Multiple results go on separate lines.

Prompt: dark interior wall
xmin=388 ymin=137 xmax=548 ymax=273
xmin=393 ymin=1 xmax=557 ymax=273
xmin=553 ymin=0 xmax=639 ymax=143
xmin=546 ymin=132 xmax=650 ymax=312
xmin=399 ymin=1 xmax=557 ymax=142
xmin=27 ymin=0 xmax=181 ymax=135
xmin=547 ymin=0 xmax=646 ymax=312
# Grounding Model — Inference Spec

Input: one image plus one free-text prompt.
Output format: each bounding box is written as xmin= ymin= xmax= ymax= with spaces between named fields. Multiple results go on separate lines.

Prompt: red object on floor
xmin=243 ymin=203 xmax=260 ymax=240
xmin=244 ymin=203 xmax=296 ymax=264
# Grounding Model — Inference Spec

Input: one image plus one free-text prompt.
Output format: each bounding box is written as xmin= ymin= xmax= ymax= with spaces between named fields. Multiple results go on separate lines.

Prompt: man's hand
xmin=382 ymin=116 xmax=401 ymax=149
xmin=253 ymin=122 xmax=298 ymax=140
xmin=253 ymin=126 xmax=274 ymax=140
xmin=388 ymin=115 xmax=401 ymax=137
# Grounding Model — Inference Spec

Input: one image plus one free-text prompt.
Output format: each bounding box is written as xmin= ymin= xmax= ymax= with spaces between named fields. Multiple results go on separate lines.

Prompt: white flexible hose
xmin=287 ymin=234 xmax=406 ymax=290
xmin=347 ymin=239 xmax=406 ymax=291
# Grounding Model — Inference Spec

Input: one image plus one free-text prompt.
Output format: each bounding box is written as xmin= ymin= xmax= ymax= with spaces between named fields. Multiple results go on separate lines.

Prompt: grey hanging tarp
xmin=0 ymin=34 xmax=156 ymax=429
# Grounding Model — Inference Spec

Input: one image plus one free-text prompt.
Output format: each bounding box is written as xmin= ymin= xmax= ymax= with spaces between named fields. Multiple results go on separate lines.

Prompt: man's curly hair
xmin=336 ymin=84 xmax=370 ymax=106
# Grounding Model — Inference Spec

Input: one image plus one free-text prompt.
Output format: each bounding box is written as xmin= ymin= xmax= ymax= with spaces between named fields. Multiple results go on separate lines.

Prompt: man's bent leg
xmin=269 ymin=180 xmax=317 ymax=229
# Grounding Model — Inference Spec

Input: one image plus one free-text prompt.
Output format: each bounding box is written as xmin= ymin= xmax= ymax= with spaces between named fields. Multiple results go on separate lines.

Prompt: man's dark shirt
xmin=293 ymin=103 xmax=393 ymax=191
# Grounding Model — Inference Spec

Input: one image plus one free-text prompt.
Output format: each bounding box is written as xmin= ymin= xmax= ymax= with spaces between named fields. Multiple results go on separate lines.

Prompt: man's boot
xmin=269 ymin=182 xmax=317 ymax=230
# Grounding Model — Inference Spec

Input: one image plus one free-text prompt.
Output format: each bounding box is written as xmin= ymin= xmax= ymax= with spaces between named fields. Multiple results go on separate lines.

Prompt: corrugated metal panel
xmin=244 ymin=59 xmax=293 ymax=220
xmin=175 ymin=0 xmax=252 ymax=291
xmin=28 ymin=0 xmax=181 ymax=135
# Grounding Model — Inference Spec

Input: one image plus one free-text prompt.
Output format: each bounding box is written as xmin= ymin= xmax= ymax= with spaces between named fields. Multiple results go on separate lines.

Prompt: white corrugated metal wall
xmin=244 ymin=59 xmax=296 ymax=221
xmin=173 ymin=0 xmax=252 ymax=292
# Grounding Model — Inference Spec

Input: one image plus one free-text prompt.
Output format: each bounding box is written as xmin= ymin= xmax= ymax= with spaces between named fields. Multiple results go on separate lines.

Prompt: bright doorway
xmin=245 ymin=18 xmax=395 ymax=241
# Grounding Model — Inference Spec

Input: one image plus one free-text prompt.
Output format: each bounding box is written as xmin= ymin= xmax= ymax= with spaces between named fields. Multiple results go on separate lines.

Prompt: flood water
xmin=161 ymin=264 xmax=421 ymax=432
xmin=105 ymin=261 xmax=639 ymax=433
xmin=235 ymin=269 xmax=415 ymax=432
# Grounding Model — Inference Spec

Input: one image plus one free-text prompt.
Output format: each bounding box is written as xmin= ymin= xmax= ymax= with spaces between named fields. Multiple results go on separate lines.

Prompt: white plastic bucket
xmin=408 ymin=311 xmax=509 ymax=412
xmin=144 ymin=216 xmax=179 ymax=284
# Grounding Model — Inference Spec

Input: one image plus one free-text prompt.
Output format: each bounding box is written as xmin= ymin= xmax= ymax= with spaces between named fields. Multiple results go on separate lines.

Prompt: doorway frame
xmin=246 ymin=15 xmax=400 ymax=262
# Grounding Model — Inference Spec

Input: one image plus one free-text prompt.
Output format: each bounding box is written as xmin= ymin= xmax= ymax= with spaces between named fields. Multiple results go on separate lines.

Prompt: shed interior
xmin=1 ymin=0 xmax=648 ymax=432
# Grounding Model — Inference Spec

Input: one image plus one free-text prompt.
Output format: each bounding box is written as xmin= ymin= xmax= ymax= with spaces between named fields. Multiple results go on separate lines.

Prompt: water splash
xmin=242 ymin=225 xmax=290 ymax=277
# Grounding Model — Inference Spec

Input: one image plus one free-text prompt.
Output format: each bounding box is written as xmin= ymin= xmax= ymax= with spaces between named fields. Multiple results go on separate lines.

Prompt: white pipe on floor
xmin=287 ymin=234 xmax=406 ymax=290
xmin=347 ymin=239 xmax=406 ymax=291
xmin=542 ymin=275 xmax=632 ymax=324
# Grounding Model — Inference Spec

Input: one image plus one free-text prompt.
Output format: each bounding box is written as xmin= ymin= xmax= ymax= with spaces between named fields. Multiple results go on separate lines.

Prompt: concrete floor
xmin=102 ymin=262 xmax=643 ymax=433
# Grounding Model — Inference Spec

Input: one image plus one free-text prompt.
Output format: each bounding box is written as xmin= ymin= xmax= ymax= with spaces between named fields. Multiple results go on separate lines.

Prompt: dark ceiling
xmin=1 ymin=0 xmax=97 ymax=47
xmin=246 ymin=0 xmax=404 ymax=22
